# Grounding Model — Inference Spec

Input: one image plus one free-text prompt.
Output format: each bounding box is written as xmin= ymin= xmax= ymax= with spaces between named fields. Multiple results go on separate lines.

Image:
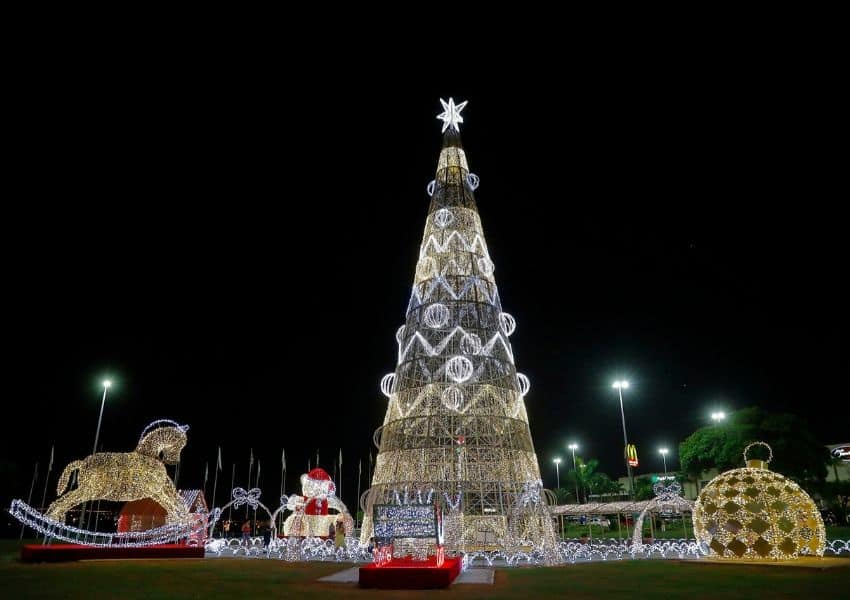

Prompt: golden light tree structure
xmin=46 ymin=420 xmax=191 ymax=524
xmin=693 ymin=442 xmax=826 ymax=560
xmin=360 ymin=99 xmax=557 ymax=553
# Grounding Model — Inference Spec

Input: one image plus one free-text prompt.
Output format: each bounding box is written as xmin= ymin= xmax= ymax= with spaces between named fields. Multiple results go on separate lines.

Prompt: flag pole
xmin=39 ymin=445 xmax=55 ymax=544
xmin=227 ymin=463 xmax=235 ymax=527
xmin=356 ymin=458 xmax=362 ymax=527
xmin=21 ymin=462 xmax=38 ymax=540
xmin=212 ymin=447 xmax=221 ymax=511
xmin=203 ymin=461 xmax=209 ymax=500
xmin=246 ymin=449 xmax=253 ymax=519
xmin=253 ymin=460 xmax=260 ymax=535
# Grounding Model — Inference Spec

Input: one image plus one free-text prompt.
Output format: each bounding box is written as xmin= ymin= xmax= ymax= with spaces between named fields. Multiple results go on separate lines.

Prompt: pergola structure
xmin=551 ymin=492 xmax=694 ymax=542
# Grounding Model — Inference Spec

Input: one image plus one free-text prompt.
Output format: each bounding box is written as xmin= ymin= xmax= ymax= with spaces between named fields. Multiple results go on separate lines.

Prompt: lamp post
xmin=553 ymin=458 xmax=562 ymax=490
xmin=659 ymin=447 xmax=669 ymax=476
xmin=711 ymin=411 xmax=726 ymax=423
xmin=568 ymin=443 xmax=579 ymax=503
xmin=612 ymin=380 xmax=634 ymax=499
xmin=80 ymin=379 xmax=111 ymax=528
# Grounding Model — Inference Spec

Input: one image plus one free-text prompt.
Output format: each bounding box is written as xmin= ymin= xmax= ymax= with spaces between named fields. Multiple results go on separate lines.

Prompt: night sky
xmin=3 ymin=51 xmax=843 ymax=516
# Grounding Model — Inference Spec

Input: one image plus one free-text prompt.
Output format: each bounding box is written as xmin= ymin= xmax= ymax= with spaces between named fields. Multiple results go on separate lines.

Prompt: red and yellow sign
xmin=626 ymin=444 xmax=639 ymax=467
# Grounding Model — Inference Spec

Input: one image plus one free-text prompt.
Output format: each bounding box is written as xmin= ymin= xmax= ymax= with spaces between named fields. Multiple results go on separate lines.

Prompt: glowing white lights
xmin=499 ymin=312 xmax=517 ymax=336
xmin=424 ymin=303 xmax=450 ymax=328
xmin=459 ymin=332 xmax=482 ymax=355
xmin=420 ymin=231 xmax=488 ymax=258
xmin=711 ymin=411 xmax=726 ymax=422
xmin=477 ymin=257 xmax=494 ymax=276
xmin=517 ymin=373 xmax=530 ymax=396
xmin=364 ymin=101 xmax=553 ymax=554
xmin=436 ymin=97 xmax=468 ymax=133
xmin=446 ymin=356 xmax=474 ymax=382
xmin=397 ymin=326 xmax=515 ymax=366
xmin=433 ymin=208 xmax=454 ymax=228
xmin=380 ymin=373 xmax=396 ymax=398
xmin=102 ymin=379 xmax=112 ymax=388
xmin=612 ymin=380 xmax=630 ymax=389
xmin=442 ymin=386 xmax=464 ymax=410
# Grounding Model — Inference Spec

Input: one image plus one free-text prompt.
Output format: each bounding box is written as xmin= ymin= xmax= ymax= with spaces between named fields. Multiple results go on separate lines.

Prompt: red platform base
xmin=20 ymin=544 xmax=205 ymax=563
xmin=359 ymin=556 xmax=462 ymax=589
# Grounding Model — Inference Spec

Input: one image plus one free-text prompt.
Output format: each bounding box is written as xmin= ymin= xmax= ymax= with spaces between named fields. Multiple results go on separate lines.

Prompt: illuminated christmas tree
xmin=361 ymin=99 xmax=556 ymax=553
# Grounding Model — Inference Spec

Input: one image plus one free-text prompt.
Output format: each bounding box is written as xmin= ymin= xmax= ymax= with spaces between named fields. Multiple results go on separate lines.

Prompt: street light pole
xmin=553 ymin=458 xmax=561 ymax=490
xmin=80 ymin=379 xmax=111 ymax=528
xmin=613 ymin=381 xmax=634 ymax=500
xmin=659 ymin=448 xmax=668 ymax=476
xmin=568 ymin=443 xmax=579 ymax=503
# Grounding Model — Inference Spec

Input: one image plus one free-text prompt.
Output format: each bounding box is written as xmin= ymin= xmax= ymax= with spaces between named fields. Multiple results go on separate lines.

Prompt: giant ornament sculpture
xmin=46 ymin=420 xmax=191 ymax=524
xmin=693 ymin=442 xmax=826 ymax=560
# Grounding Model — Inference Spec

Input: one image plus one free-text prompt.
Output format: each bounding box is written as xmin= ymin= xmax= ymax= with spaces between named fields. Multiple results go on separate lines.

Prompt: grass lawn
xmin=2 ymin=539 xmax=848 ymax=599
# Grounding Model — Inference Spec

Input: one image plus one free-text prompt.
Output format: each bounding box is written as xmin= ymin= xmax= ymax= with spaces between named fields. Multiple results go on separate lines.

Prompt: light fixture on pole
xmin=568 ymin=443 xmax=579 ymax=503
xmin=659 ymin=447 xmax=669 ymax=476
xmin=553 ymin=457 xmax=562 ymax=490
xmin=80 ymin=378 xmax=112 ymax=528
xmin=711 ymin=411 xmax=726 ymax=423
xmin=612 ymin=380 xmax=635 ymax=500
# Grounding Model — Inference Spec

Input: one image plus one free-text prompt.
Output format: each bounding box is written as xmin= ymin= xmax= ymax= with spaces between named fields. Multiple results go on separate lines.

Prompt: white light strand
xmin=446 ymin=356 xmax=474 ymax=383
xmin=436 ymin=97 xmax=468 ymax=133
xmin=516 ymin=373 xmax=531 ymax=396
xmin=442 ymin=386 xmax=464 ymax=411
xmin=499 ymin=312 xmax=517 ymax=336
xmin=433 ymin=208 xmax=454 ymax=228
xmin=380 ymin=373 xmax=396 ymax=398
xmin=397 ymin=327 xmax=514 ymax=365
xmin=423 ymin=303 xmax=450 ymax=328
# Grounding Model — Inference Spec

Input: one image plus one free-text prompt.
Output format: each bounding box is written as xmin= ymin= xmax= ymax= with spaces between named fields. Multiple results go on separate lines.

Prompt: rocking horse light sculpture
xmin=9 ymin=419 xmax=206 ymax=547
xmin=46 ymin=420 xmax=191 ymax=524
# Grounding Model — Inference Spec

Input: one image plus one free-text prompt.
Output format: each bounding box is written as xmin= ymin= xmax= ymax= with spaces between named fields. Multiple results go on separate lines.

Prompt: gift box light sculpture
xmin=360 ymin=99 xmax=556 ymax=554
xmin=693 ymin=442 xmax=826 ymax=560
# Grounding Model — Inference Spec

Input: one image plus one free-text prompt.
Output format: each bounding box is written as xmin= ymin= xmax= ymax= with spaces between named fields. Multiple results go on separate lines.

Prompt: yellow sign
xmin=626 ymin=444 xmax=639 ymax=467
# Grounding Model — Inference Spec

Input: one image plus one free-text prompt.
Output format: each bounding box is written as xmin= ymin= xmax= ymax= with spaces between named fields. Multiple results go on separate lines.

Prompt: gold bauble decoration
xmin=693 ymin=442 xmax=826 ymax=560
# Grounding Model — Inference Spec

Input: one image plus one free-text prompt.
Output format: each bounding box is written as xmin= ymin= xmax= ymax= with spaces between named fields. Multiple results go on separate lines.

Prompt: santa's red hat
xmin=302 ymin=468 xmax=336 ymax=494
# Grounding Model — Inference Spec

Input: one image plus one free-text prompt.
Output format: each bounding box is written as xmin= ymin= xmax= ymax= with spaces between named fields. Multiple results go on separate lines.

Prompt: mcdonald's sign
xmin=626 ymin=444 xmax=639 ymax=467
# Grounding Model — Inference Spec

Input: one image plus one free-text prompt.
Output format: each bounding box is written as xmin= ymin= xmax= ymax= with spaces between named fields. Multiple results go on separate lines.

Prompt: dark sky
xmin=2 ymin=45 xmax=844 ymax=515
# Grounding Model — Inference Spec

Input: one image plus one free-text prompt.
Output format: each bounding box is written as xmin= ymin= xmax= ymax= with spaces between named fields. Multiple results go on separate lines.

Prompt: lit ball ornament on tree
xmin=693 ymin=442 xmax=826 ymax=560
xmin=460 ymin=332 xmax=482 ymax=355
xmin=424 ymin=303 xmax=450 ymax=328
xmin=445 ymin=356 xmax=474 ymax=383
xmin=499 ymin=312 xmax=516 ymax=336
xmin=380 ymin=373 xmax=396 ymax=398
xmin=442 ymin=386 xmax=464 ymax=411
xmin=516 ymin=373 xmax=530 ymax=397
xmin=434 ymin=208 xmax=454 ymax=228
xmin=477 ymin=257 xmax=494 ymax=277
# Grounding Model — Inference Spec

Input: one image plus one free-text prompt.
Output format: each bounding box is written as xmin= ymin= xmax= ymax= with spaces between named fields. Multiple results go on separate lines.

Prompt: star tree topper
xmin=437 ymin=97 xmax=468 ymax=133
